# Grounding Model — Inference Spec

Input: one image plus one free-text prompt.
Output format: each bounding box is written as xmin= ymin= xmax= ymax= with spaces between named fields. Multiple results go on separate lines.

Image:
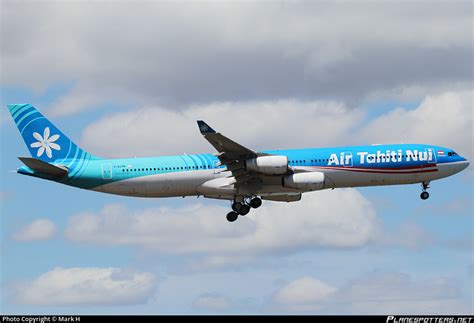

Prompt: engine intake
xmin=245 ymin=156 xmax=288 ymax=175
xmin=283 ymin=172 xmax=325 ymax=190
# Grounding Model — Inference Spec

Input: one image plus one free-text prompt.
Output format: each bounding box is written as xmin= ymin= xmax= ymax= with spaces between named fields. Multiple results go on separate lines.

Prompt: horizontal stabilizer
xmin=18 ymin=157 xmax=68 ymax=177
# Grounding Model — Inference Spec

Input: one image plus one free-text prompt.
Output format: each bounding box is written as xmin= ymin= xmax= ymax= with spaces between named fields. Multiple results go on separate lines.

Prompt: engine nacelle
xmin=283 ymin=172 xmax=325 ymax=190
xmin=245 ymin=156 xmax=288 ymax=175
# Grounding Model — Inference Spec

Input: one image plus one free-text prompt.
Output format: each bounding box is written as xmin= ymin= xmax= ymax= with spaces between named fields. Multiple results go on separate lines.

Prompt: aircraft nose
xmin=458 ymin=160 xmax=470 ymax=171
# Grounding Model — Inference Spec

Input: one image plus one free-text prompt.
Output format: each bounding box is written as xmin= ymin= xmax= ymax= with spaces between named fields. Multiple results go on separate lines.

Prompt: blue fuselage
xmin=18 ymin=143 xmax=469 ymax=199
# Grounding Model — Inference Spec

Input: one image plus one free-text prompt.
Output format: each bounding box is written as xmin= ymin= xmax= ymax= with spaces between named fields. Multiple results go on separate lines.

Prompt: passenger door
xmin=101 ymin=163 xmax=112 ymax=179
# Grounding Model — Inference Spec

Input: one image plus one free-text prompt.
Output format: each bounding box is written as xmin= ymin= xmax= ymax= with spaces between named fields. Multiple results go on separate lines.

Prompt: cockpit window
xmin=448 ymin=151 xmax=458 ymax=156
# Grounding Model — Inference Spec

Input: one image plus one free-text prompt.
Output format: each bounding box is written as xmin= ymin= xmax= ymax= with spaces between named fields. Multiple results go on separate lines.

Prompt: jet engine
xmin=245 ymin=156 xmax=288 ymax=175
xmin=283 ymin=172 xmax=325 ymax=190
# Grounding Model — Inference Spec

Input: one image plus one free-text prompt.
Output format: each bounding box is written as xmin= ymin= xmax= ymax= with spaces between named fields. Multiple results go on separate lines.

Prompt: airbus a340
xmin=7 ymin=104 xmax=470 ymax=222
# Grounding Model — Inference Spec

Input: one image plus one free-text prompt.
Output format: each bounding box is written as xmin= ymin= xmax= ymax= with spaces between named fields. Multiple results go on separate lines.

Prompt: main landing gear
xmin=226 ymin=196 xmax=262 ymax=222
xmin=420 ymin=182 xmax=430 ymax=200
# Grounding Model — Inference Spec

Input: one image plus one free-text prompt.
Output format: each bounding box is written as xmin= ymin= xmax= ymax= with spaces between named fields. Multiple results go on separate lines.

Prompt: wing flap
xmin=262 ymin=194 xmax=302 ymax=202
xmin=18 ymin=157 xmax=68 ymax=177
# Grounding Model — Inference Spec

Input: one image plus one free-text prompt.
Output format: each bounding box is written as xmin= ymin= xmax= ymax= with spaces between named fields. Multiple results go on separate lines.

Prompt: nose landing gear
xmin=420 ymin=182 xmax=430 ymax=200
xmin=228 ymin=196 xmax=262 ymax=222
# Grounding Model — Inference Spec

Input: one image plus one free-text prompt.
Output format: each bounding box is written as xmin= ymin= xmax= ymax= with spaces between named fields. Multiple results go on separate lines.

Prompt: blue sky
xmin=1 ymin=1 xmax=473 ymax=314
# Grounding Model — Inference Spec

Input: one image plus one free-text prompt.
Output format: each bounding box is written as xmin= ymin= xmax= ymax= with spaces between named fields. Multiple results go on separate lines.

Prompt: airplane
xmin=6 ymin=104 xmax=470 ymax=222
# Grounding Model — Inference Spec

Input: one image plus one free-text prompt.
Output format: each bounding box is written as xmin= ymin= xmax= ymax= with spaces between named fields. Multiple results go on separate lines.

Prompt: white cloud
xmin=12 ymin=219 xmax=57 ymax=242
xmin=64 ymin=189 xmax=378 ymax=261
xmin=272 ymin=277 xmax=336 ymax=312
xmin=15 ymin=267 xmax=156 ymax=306
xmin=192 ymin=293 xmax=232 ymax=312
xmin=81 ymin=99 xmax=360 ymax=158
xmin=359 ymin=91 xmax=473 ymax=160
xmin=1 ymin=2 xmax=471 ymax=115
xmin=269 ymin=272 xmax=472 ymax=314
xmin=375 ymin=222 xmax=435 ymax=250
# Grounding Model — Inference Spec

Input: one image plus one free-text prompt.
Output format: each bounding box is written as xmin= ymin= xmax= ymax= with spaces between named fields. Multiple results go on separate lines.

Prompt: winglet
xmin=197 ymin=120 xmax=216 ymax=134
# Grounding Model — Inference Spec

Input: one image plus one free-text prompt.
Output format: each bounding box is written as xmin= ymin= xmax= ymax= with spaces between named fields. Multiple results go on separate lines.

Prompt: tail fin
xmin=7 ymin=104 xmax=99 ymax=163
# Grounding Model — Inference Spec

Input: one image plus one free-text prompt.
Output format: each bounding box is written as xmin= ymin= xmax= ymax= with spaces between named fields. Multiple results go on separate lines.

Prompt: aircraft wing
xmin=197 ymin=120 xmax=269 ymax=184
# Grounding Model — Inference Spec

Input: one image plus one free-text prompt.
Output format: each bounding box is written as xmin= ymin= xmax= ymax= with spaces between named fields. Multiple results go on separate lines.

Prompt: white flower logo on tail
xmin=30 ymin=127 xmax=61 ymax=158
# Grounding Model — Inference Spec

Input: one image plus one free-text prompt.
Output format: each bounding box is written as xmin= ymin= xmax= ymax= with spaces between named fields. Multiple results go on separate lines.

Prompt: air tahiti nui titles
xmin=328 ymin=148 xmax=436 ymax=166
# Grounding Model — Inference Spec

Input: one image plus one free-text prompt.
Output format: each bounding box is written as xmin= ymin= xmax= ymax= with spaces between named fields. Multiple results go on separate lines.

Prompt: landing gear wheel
xmin=249 ymin=197 xmax=262 ymax=209
xmin=232 ymin=202 xmax=243 ymax=213
xmin=420 ymin=191 xmax=429 ymax=200
xmin=226 ymin=211 xmax=239 ymax=222
xmin=239 ymin=205 xmax=251 ymax=216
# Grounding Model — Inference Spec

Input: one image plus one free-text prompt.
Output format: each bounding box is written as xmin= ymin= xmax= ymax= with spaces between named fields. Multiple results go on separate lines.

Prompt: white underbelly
xmin=92 ymin=170 xmax=219 ymax=197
